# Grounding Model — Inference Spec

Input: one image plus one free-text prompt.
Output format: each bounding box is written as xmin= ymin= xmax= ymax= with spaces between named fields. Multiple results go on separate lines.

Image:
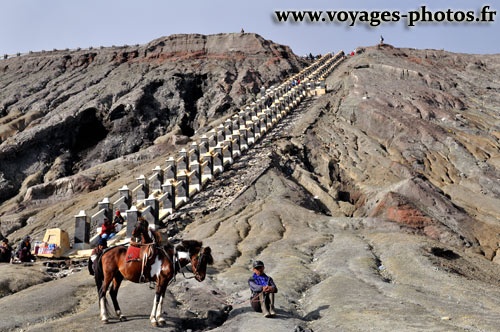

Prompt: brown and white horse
xmin=94 ymin=218 xmax=213 ymax=326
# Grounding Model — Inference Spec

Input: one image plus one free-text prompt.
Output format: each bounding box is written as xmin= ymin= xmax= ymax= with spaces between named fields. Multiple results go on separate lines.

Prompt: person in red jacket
xmin=100 ymin=217 xmax=116 ymax=240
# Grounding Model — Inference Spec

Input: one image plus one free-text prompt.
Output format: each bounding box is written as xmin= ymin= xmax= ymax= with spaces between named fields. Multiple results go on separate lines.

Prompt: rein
xmin=176 ymin=248 xmax=205 ymax=280
xmin=133 ymin=225 xmax=159 ymax=283
xmin=132 ymin=220 xmax=206 ymax=284
xmin=173 ymin=247 xmax=259 ymax=308
xmin=139 ymin=243 xmax=156 ymax=283
xmin=201 ymin=284 xmax=261 ymax=308
xmin=175 ymin=249 xmax=196 ymax=280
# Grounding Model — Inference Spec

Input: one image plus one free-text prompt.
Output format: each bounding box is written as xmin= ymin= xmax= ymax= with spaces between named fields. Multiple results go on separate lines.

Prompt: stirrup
xmin=139 ymin=274 xmax=145 ymax=283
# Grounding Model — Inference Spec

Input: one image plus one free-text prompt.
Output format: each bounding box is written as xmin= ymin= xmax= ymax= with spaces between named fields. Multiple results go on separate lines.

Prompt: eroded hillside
xmin=1 ymin=41 xmax=500 ymax=332
xmin=283 ymin=44 xmax=500 ymax=259
xmin=0 ymin=33 xmax=307 ymax=239
xmin=0 ymin=33 xmax=307 ymax=204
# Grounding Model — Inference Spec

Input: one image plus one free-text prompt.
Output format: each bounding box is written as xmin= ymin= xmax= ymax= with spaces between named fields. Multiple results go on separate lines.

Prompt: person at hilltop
xmin=16 ymin=235 xmax=35 ymax=262
xmin=248 ymin=260 xmax=278 ymax=317
xmin=0 ymin=238 xmax=13 ymax=263
xmin=88 ymin=237 xmax=107 ymax=276
xmin=113 ymin=211 xmax=125 ymax=232
xmin=100 ymin=217 xmax=116 ymax=240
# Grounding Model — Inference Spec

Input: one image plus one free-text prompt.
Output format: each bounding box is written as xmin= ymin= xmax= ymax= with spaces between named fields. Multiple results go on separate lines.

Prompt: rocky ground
xmin=1 ymin=42 xmax=500 ymax=331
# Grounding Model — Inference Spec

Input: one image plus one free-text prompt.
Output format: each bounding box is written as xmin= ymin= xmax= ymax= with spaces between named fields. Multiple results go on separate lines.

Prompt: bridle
xmin=132 ymin=219 xmax=152 ymax=242
xmin=176 ymin=247 xmax=206 ymax=280
xmin=193 ymin=249 xmax=206 ymax=276
xmin=133 ymin=220 xmax=207 ymax=281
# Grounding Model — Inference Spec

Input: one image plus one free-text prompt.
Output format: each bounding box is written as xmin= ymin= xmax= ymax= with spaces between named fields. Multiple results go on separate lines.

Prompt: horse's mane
xmin=135 ymin=217 xmax=162 ymax=244
xmin=150 ymin=229 xmax=162 ymax=244
xmin=204 ymin=247 xmax=214 ymax=265
xmin=177 ymin=240 xmax=202 ymax=255
xmin=176 ymin=240 xmax=213 ymax=265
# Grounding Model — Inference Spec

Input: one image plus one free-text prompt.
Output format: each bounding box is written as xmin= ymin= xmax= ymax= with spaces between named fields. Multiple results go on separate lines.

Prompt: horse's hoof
xmin=157 ymin=319 xmax=166 ymax=327
xmin=120 ymin=316 xmax=128 ymax=322
xmin=151 ymin=321 xmax=158 ymax=327
xmin=102 ymin=319 xmax=109 ymax=324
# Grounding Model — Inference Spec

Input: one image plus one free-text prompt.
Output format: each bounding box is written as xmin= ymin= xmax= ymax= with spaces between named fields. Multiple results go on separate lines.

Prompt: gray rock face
xmin=0 ymin=33 xmax=307 ymax=203
xmin=288 ymin=44 xmax=500 ymax=257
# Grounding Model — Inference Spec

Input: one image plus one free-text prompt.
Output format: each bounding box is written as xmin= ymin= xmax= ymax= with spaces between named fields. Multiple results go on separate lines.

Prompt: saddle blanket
xmin=126 ymin=245 xmax=141 ymax=262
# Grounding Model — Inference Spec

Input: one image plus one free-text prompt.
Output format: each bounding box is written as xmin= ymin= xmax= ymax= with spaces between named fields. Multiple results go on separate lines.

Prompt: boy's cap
xmin=253 ymin=260 xmax=264 ymax=268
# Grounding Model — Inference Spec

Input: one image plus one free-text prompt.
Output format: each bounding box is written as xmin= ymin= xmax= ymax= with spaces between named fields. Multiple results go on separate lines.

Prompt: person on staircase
xmin=113 ymin=211 xmax=125 ymax=232
xmin=100 ymin=217 xmax=116 ymax=240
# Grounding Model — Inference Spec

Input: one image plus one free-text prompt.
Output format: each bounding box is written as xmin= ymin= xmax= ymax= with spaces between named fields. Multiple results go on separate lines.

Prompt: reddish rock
xmin=370 ymin=192 xmax=432 ymax=229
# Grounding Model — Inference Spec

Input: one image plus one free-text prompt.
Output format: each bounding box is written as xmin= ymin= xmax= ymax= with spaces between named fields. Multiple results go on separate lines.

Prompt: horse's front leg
xmin=99 ymin=275 xmax=113 ymax=323
xmin=150 ymin=291 xmax=161 ymax=326
xmin=154 ymin=276 xmax=170 ymax=326
xmin=156 ymin=294 xmax=166 ymax=325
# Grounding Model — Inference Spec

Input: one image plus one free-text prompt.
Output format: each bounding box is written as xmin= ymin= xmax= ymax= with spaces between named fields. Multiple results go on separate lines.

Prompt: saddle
xmin=126 ymin=242 xmax=159 ymax=283
xmin=126 ymin=244 xmax=141 ymax=262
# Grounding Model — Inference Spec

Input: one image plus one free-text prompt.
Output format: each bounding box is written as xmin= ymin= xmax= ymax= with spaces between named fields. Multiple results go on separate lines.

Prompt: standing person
xmin=248 ymin=260 xmax=278 ymax=317
xmin=100 ymin=217 xmax=116 ymax=240
xmin=16 ymin=236 xmax=35 ymax=262
xmin=113 ymin=211 xmax=125 ymax=232
xmin=380 ymin=35 xmax=384 ymax=45
xmin=88 ymin=238 xmax=107 ymax=275
xmin=0 ymin=238 xmax=12 ymax=263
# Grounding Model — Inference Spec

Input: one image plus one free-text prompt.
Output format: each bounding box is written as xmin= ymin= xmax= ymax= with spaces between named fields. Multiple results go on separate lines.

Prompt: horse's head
xmin=192 ymin=246 xmax=213 ymax=282
xmin=178 ymin=240 xmax=213 ymax=282
xmin=132 ymin=217 xmax=151 ymax=242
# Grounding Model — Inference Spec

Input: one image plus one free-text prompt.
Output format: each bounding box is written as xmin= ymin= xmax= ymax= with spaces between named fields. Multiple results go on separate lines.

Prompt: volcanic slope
xmin=0 ymin=32 xmax=306 ymax=203
xmin=296 ymin=44 xmax=500 ymax=259
xmin=179 ymin=45 xmax=500 ymax=331
xmin=0 ymin=33 xmax=307 ymax=241
xmin=2 ymin=45 xmax=500 ymax=332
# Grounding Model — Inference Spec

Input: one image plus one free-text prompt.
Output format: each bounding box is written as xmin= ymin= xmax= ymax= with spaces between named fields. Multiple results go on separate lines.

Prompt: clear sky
xmin=1 ymin=0 xmax=498 ymax=56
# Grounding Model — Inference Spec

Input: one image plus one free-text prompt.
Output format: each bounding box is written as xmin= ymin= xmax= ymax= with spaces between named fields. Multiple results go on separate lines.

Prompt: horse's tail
xmin=94 ymin=254 xmax=104 ymax=295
